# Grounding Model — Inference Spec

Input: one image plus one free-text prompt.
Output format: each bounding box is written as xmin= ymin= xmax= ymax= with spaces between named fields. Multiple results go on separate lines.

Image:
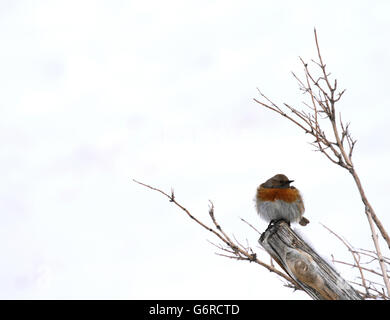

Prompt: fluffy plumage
xmin=255 ymin=174 xmax=309 ymax=226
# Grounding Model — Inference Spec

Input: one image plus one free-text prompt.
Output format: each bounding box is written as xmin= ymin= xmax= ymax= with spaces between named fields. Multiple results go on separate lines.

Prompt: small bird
xmin=255 ymin=174 xmax=309 ymax=226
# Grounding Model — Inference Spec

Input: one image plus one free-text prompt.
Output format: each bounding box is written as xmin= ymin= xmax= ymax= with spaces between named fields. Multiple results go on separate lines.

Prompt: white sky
xmin=1 ymin=0 xmax=389 ymax=299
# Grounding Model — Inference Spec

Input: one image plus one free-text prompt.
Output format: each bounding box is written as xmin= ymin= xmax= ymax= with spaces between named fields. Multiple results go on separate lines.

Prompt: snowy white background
xmin=1 ymin=0 xmax=389 ymax=299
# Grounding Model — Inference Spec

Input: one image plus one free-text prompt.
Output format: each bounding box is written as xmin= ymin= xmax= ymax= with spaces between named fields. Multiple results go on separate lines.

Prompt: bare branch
xmin=322 ymin=223 xmax=370 ymax=296
xmin=254 ymin=29 xmax=390 ymax=296
xmin=133 ymin=178 xmax=300 ymax=289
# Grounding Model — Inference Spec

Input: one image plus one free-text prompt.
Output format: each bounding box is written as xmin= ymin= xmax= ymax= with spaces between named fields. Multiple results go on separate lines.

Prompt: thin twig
xmin=133 ymin=178 xmax=299 ymax=288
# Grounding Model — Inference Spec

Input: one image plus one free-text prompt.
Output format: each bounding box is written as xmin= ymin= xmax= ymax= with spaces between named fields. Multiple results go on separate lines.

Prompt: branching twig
xmin=133 ymin=179 xmax=300 ymax=290
xmin=322 ymin=223 xmax=370 ymax=296
xmin=322 ymin=223 xmax=389 ymax=299
xmin=253 ymin=28 xmax=390 ymax=296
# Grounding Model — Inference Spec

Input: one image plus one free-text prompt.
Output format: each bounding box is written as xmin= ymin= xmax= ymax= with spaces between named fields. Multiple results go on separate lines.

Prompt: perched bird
xmin=255 ymin=174 xmax=309 ymax=226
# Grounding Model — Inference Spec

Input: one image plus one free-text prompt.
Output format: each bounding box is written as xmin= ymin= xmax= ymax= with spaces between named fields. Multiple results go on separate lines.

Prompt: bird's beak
xmin=288 ymin=180 xmax=294 ymax=183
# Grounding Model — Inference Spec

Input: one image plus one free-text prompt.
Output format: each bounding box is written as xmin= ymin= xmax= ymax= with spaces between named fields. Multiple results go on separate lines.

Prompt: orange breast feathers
xmin=257 ymin=186 xmax=302 ymax=203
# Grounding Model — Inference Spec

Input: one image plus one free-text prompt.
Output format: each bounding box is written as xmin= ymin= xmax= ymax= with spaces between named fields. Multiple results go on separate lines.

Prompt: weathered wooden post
xmin=259 ymin=220 xmax=362 ymax=300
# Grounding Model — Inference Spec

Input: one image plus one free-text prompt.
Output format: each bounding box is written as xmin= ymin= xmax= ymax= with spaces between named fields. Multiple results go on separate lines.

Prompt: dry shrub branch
xmin=133 ymin=179 xmax=301 ymax=290
xmin=253 ymin=29 xmax=390 ymax=296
